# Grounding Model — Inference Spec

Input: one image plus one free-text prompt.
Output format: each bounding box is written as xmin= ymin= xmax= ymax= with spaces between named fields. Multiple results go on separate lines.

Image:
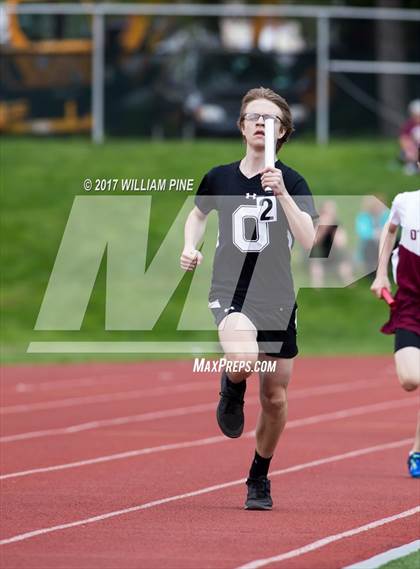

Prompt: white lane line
xmin=1 ymin=395 xmax=413 ymax=480
xmin=342 ymin=540 xmax=420 ymax=569
xmin=0 ymin=438 xmax=411 ymax=546
xmin=0 ymin=397 xmax=415 ymax=444
xmin=289 ymin=379 xmax=385 ymax=400
xmin=0 ymin=393 xmax=391 ymax=480
xmin=0 ymin=381 xmax=216 ymax=414
xmin=2 ymin=368 xmax=181 ymax=393
xmin=285 ymin=397 xmax=414 ymax=428
xmin=0 ymin=400 xmax=223 ymax=443
xmin=234 ymin=508 xmax=420 ymax=569
xmin=1 ymin=360 xmax=396 ymax=392
xmin=0 ymin=377 xmax=385 ymax=415
xmin=0 ymin=433 xmax=241 ymax=480
xmin=8 ymin=372 xmax=154 ymax=392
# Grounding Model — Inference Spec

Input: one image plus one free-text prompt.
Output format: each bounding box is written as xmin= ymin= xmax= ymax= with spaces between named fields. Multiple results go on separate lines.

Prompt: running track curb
xmin=342 ymin=540 xmax=420 ymax=569
xmin=234 ymin=511 xmax=420 ymax=569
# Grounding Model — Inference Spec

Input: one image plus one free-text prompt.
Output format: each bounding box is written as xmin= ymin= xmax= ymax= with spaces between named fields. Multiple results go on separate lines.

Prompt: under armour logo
xmin=224 ymin=306 xmax=235 ymax=313
xmin=246 ymin=193 xmax=257 ymax=200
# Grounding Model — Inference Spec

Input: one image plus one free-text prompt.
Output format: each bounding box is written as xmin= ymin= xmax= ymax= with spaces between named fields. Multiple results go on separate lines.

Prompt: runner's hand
xmin=370 ymin=275 xmax=391 ymax=299
xmin=180 ymin=249 xmax=203 ymax=271
xmin=260 ymin=167 xmax=287 ymax=196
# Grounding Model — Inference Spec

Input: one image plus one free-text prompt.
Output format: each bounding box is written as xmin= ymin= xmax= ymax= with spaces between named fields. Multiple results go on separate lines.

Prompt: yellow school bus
xmin=0 ymin=0 xmax=149 ymax=134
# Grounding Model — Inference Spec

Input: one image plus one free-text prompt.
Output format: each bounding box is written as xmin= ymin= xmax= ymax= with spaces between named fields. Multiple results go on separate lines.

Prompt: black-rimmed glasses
xmin=243 ymin=113 xmax=281 ymax=123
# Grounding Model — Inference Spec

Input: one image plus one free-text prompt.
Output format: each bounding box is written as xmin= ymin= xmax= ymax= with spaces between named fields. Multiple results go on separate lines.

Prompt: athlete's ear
xmin=240 ymin=126 xmax=247 ymax=144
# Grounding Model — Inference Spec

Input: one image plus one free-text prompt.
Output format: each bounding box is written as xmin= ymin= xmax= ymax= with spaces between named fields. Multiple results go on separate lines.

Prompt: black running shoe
xmin=245 ymin=476 xmax=273 ymax=510
xmin=216 ymin=372 xmax=246 ymax=438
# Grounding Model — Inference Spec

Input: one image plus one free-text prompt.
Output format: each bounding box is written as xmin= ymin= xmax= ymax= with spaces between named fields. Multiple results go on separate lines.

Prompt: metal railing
xmin=3 ymin=2 xmax=420 ymax=144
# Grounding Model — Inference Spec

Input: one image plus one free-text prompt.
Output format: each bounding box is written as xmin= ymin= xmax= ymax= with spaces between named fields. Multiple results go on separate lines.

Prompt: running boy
xmin=180 ymin=87 xmax=318 ymax=509
xmin=371 ymin=148 xmax=420 ymax=478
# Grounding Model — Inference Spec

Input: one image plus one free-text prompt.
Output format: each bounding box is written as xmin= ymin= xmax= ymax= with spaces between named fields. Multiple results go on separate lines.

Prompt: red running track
xmin=0 ymin=356 xmax=419 ymax=569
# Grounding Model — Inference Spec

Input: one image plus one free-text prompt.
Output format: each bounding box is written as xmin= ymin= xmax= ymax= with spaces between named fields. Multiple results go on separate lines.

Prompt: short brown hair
xmin=237 ymin=87 xmax=294 ymax=151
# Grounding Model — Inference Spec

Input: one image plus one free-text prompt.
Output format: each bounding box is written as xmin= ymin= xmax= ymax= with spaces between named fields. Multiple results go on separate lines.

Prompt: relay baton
xmin=264 ymin=117 xmax=275 ymax=195
xmin=380 ymin=287 xmax=395 ymax=306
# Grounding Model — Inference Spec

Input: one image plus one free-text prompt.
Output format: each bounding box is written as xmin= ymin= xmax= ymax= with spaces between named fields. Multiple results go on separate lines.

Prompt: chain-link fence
xmin=1 ymin=2 xmax=419 ymax=143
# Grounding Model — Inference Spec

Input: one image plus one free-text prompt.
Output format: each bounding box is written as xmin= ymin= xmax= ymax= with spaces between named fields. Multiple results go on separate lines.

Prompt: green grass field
xmin=380 ymin=550 xmax=420 ymax=569
xmin=1 ymin=137 xmax=417 ymax=364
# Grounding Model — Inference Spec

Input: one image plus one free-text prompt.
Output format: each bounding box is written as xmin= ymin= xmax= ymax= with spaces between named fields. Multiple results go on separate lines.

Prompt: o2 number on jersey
xmin=257 ymin=196 xmax=277 ymax=223
xmin=232 ymin=197 xmax=277 ymax=253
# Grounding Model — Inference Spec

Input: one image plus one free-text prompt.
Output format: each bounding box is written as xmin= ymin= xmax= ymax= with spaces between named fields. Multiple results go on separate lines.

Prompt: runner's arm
xmin=260 ymin=167 xmax=316 ymax=250
xmin=180 ymin=207 xmax=207 ymax=271
xmin=278 ymin=194 xmax=316 ymax=251
xmin=370 ymin=218 xmax=399 ymax=298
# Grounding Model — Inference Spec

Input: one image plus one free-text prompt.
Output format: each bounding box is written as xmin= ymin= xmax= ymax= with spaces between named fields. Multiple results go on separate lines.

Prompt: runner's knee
xmin=260 ymin=387 xmax=287 ymax=415
xmin=225 ymin=352 xmax=259 ymax=380
xmin=399 ymin=375 xmax=419 ymax=391
xmin=225 ymin=352 xmax=259 ymax=367
xmin=395 ymin=351 xmax=420 ymax=391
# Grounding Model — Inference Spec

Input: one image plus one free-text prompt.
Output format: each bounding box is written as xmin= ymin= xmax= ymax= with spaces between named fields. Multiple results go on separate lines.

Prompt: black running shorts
xmin=209 ymin=297 xmax=298 ymax=359
xmin=394 ymin=328 xmax=420 ymax=352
